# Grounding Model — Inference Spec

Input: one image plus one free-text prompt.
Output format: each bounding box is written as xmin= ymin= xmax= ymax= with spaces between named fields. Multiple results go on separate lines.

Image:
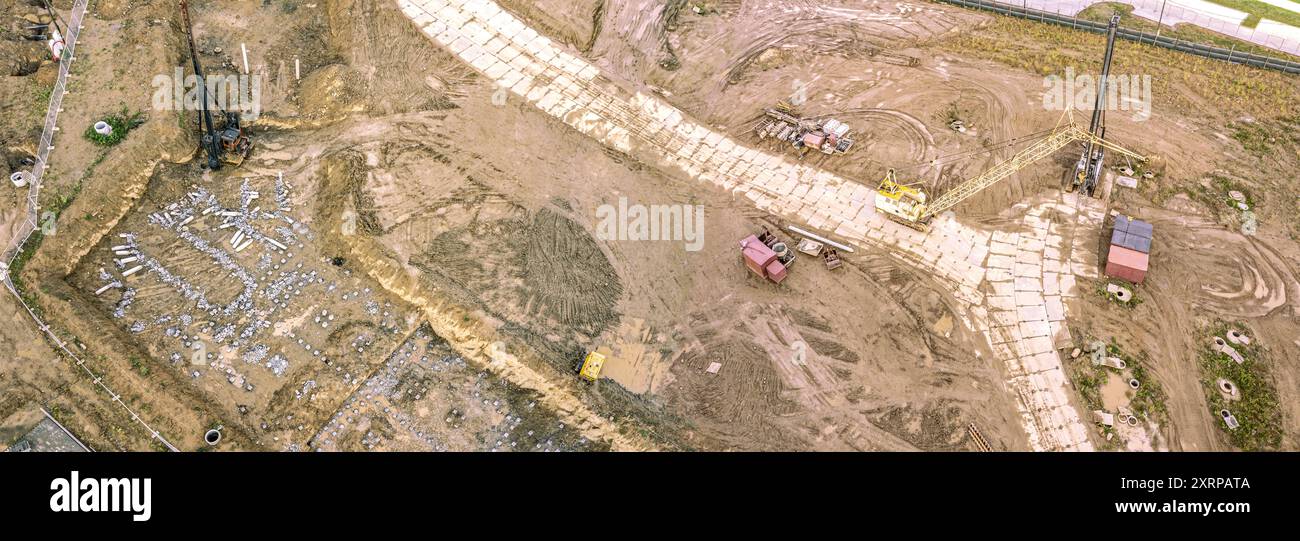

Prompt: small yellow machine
xmin=577 ymin=349 xmax=608 ymax=382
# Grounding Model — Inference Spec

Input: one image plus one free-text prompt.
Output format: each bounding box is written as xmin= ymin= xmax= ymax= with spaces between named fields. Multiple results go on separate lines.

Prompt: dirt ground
xmin=1 ymin=0 xmax=1297 ymax=452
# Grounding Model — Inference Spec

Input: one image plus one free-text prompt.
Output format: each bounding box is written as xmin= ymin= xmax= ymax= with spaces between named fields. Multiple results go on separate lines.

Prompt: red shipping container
xmin=1105 ymin=244 xmax=1148 ymax=283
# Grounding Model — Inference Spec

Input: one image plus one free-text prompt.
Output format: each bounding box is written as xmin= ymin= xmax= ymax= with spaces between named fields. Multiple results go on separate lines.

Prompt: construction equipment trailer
xmin=740 ymin=228 xmax=795 ymax=284
xmin=179 ymin=0 xmax=251 ymax=169
xmin=756 ymin=106 xmax=855 ymax=156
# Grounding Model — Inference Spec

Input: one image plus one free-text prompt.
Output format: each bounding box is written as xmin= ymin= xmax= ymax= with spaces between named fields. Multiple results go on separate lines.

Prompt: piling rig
xmin=1070 ymin=14 xmax=1123 ymax=196
xmin=179 ymin=0 xmax=251 ymax=169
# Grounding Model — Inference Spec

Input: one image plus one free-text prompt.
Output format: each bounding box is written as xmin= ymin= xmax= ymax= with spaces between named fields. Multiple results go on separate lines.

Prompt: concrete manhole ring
xmin=204 ymin=429 xmax=222 ymax=446
xmin=10 ymin=171 xmax=32 ymax=187
xmin=1217 ymin=378 xmax=1239 ymax=399
xmin=1128 ymin=378 xmax=1140 ymax=389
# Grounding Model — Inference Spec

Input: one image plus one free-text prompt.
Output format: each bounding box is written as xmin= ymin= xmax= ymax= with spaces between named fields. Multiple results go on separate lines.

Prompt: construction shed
xmin=1106 ymin=215 xmax=1153 ymax=283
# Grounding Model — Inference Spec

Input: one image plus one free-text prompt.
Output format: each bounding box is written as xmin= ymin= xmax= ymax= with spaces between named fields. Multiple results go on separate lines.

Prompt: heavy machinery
xmin=18 ymin=1 xmax=67 ymax=60
xmin=179 ymin=0 xmax=251 ymax=169
xmin=576 ymin=348 xmax=609 ymax=382
xmin=1070 ymin=14 xmax=1123 ymax=196
xmin=875 ymin=13 xmax=1143 ymax=229
xmin=874 ymin=111 xmax=1146 ymax=230
xmin=740 ymin=228 xmax=795 ymax=284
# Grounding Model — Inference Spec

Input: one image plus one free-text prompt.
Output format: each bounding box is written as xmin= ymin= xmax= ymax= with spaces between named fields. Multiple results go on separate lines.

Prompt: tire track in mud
xmin=673 ymin=1 xmax=963 ymax=94
xmin=807 ymin=107 xmax=938 ymax=184
xmin=1149 ymin=215 xmax=1296 ymax=318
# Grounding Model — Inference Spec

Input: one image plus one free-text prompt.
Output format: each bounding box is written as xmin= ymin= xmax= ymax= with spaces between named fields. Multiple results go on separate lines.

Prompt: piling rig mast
xmin=875 ymin=13 xmax=1142 ymax=230
xmin=1070 ymin=14 xmax=1123 ymax=196
xmin=179 ymin=0 xmax=251 ymax=169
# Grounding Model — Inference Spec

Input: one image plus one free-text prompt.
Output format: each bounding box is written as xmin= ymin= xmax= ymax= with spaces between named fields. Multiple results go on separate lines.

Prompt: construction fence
xmin=937 ymin=0 xmax=1300 ymax=74
xmin=2 ymin=0 xmax=180 ymax=452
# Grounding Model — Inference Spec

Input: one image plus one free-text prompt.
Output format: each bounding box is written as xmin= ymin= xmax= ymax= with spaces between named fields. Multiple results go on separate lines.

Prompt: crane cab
xmin=217 ymin=113 xmax=252 ymax=166
xmin=874 ymin=169 xmax=929 ymax=225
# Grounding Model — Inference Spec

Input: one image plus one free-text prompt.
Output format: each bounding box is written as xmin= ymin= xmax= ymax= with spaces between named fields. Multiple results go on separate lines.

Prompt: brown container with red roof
xmin=1105 ymin=214 xmax=1152 ymax=283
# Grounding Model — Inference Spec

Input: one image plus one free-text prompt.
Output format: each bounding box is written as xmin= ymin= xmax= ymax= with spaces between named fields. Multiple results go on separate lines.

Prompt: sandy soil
xmin=1 ymin=0 xmax=1297 ymax=452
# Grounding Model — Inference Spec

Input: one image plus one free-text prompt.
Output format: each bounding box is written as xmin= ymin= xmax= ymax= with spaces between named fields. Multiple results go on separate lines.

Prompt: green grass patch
xmin=1094 ymin=278 xmax=1144 ymax=309
xmin=7 ymin=182 xmax=83 ymax=317
xmin=1197 ymin=320 xmax=1283 ymax=450
xmin=30 ymin=81 xmax=53 ymax=120
xmin=1181 ymin=173 xmax=1258 ymax=220
xmin=83 ymin=107 xmax=145 ymax=147
xmin=129 ymin=356 xmax=150 ymax=377
xmin=1066 ymin=336 xmax=1168 ymax=449
xmin=1229 ymin=114 xmax=1300 ymax=158
xmin=7 ymin=229 xmax=46 ymax=319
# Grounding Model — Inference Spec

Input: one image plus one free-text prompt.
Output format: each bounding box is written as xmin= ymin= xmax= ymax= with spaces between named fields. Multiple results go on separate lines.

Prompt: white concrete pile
xmin=275 ymin=172 xmax=292 ymax=212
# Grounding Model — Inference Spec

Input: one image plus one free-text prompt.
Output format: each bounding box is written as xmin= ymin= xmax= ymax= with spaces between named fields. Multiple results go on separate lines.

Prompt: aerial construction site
xmin=1 ymin=0 xmax=1298 ymax=456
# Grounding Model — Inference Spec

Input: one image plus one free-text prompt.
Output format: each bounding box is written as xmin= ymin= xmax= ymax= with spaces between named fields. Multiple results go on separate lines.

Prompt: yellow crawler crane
xmin=875 ymin=112 xmax=1146 ymax=230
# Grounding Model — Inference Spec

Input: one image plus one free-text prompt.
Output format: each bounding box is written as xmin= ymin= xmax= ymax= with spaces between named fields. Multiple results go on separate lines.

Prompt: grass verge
xmin=940 ymin=13 xmax=1300 ymax=119
xmin=1197 ymin=320 xmax=1282 ymax=450
xmin=1205 ymin=0 xmax=1300 ymax=30
xmin=84 ymin=107 xmax=145 ymax=147
xmin=1067 ymin=336 xmax=1168 ymax=449
xmin=1094 ymin=278 xmax=1144 ymax=309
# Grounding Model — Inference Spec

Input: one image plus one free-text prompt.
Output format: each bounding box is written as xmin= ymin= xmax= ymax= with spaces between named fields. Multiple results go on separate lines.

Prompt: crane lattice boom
xmin=920 ymin=121 xmax=1144 ymax=220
